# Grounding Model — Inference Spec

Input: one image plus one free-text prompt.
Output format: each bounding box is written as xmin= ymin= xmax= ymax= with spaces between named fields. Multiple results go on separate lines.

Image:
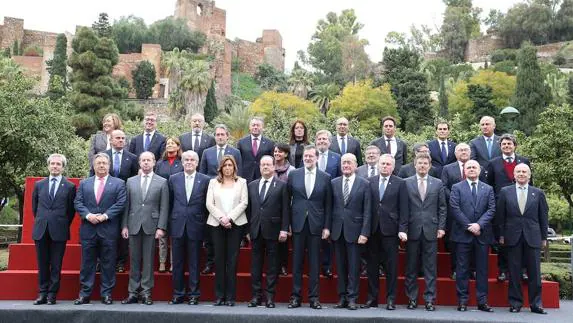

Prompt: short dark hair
xmin=499 ymin=133 xmax=517 ymax=146
xmin=275 ymin=143 xmax=291 ymax=157
xmin=381 ymin=116 xmax=397 ymax=126
xmin=304 ymin=144 xmax=319 ymax=157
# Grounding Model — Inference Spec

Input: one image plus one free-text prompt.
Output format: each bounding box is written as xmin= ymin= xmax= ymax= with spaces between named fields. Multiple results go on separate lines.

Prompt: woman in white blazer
xmin=206 ymin=155 xmax=248 ymax=306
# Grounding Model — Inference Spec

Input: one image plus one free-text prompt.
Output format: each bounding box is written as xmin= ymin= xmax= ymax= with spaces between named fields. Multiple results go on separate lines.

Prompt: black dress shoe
xmin=121 ymin=295 xmax=139 ymax=304
xmin=101 ymin=296 xmax=113 ymax=305
xmin=497 ymin=272 xmax=507 ymax=282
xmin=266 ymin=301 xmax=275 ymax=308
xmin=425 ymin=302 xmax=435 ymax=311
xmin=225 ymin=301 xmax=235 ymax=306
xmin=407 ymin=300 xmax=417 ymax=309
xmin=470 ymin=271 xmax=477 ymax=280
xmin=116 ymin=264 xmax=125 ymax=273
xmin=201 ymin=265 xmax=214 ymax=275
xmin=169 ymin=297 xmax=185 ymax=305
xmin=142 ymin=296 xmax=153 ymax=305
xmin=73 ymin=297 xmax=90 ymax=305
xmin=386 ymin=302 xmax=396 ymax=310
xmin=247 ymin=298 xmax=262 ymax=307
xmin=334 ymin=300 xmax=348 ymax=309
xmin=457 ymin=304 xmax=467 ymax=312
xmin=288 ymin=299 xmax=301 ymax=309
xmin=33 ymin=296 xmax=47 ymax=305
xmin=280 ymin=266 xmax=288 ymax=276
xmin=310 ymin=301 xmax=322 ymax=309
xmin=360 ymin=268 xmax=368 ymax=278
xmin=188 ymin=297 xmax=199 ymax=305
xmin=46 ymin=297 xmax=56 ymax=305
xmin=213 ymin=298 xmax=225 ymax=306
xmin=522 ymin=272 xmax=529 ymax=281
xmin=530 ymin=306 xmax=547 ymax=314
xmin=509 ymin=306 xmax=521 ymax=313
xmin=360 ymin=300 xmax=378 ymax=308
xmin=478 ymin=303 xmax=493 ymax=312
xmin=347 ymin=302 xmax=358 ymax=310
xmin=450 ymin=272 xmax=456 ymax=280
xmin=321 ymin=269 xmax=333 ymax=278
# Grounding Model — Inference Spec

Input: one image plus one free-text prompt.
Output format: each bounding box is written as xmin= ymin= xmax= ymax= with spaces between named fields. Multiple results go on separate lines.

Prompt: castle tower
xmin=174 ymin=0 xmax=226 ymax=37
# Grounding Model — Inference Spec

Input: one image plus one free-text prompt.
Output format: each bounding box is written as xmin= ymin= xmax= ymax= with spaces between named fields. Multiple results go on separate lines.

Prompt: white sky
xmin=2 ymin=0 xmax=521 ymax=70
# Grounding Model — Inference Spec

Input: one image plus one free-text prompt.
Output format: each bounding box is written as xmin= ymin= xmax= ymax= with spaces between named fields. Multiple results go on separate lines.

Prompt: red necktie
xmin=252 ymin=137 xmax=259 ymax=157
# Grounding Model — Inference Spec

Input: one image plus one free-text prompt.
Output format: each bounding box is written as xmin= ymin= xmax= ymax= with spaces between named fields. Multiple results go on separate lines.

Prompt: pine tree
xmin=132 ymin=60 xmax=156 ymax=99
xmin=512 ymin=42 xmax=550 ymax=134
xmin=204 ymin=80 xmax=219 ymax=124
xmin=467 ymin=84 xmax=497 ymax=119
xmin=46 ymin=34 xmax=68 ymax=99
xmin=92 ymin=13 xmax=112 ymax=38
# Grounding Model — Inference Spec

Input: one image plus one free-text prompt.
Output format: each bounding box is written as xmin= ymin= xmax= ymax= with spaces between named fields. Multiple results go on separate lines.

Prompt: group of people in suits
xmin=30 ymin=113 xmax=548 ymax=315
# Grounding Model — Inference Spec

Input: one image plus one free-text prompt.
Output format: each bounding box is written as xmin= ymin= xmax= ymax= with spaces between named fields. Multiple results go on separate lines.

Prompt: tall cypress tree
xmin=204 ymin=80 xmax=219 ymax=124
xmin=512 ymin=42 xmax=550 ymax=134
xmin=438 ymin=76 xmax=449 ymax=117
xmin=46 ymin=34 xmax=68 ymax=99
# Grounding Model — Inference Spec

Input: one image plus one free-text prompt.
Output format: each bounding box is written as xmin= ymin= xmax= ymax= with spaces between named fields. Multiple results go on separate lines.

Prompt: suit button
xmin=142 ymin=204 xmax=145 ymax=206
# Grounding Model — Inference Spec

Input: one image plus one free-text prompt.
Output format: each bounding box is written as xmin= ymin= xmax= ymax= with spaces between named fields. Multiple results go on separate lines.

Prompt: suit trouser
xmin=291 ymin=220 xmax=320 ymax=302
xmin=212 ymin=224 xmax=244 ymax=301
xmin=334 ymin=238 xmax=361 ymax=302
xmin=507 ymin=234 xmax=542 ymax=308
xmin=127 ymin=230 xmax=156 ymax=296
xmin=321 ymin=239 xmax=332 ymax=271
xmin=203 ymin=226 xmax=215 ymax=267
xmin=34 ymin=231 xmax=66 ymax=297
xmin=158 ymin=236 xmax=171 ymax=265
xmin=116 ymin=232 xmax=129 ymax=267
xmin=365 ymin=230 xmax=399 ymax=303
xmin=250 ymin=234 xmax=279 ymax=301
xmin=455 ymin=240 xmax=489 ymax=304
xmin=172 ymin=231 xmax=202 ymax=298
xmin=79 ymin=235 xmax=117 ymax=297
xmin=405 ymin=236 xmax=437 ymax=303
xmin=278 ymin=238 xmax=289 ymax=269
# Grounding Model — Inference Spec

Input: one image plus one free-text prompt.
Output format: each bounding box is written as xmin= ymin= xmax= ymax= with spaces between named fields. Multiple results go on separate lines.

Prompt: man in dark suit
xmin=486 ymin=133 xmax=531 ymax=282
xmin=247 ymin=156 xmax=290 ymax=308
xmin=120 ymin=152 xmax=169 ymax=305
xmin=329 ymin=117 xmax=363 ymax=166
xmin=168 ymin=150 xmax=210 ymax=305
xmin=128 ymin=111 xmax=166 ymax=161
xmin=400 ymin=153 xmax=447 ymax=311
xmin=315 ymin=129 xmax=340 ymax=277
xmin=470 ymin=116 xmax=501 ymax=169
xmin=287 ymin=144 xmax=332 ymax=310
xmin=363 ymin=154 xmax=408 ymax=310
xmin=428 ymin=121 xmax=456 ymax=178
xmin=31 ymin=154 xmax=76 ymax=305
xmin=331 ymin=153 xmax=371 ymax=310
xmin=356 ymin=145 xmax=380 ymax=178
xmin=179 ymin=113 xmax=216 ymax=163
xmin=441 ymin=143 xmax=478 ymax=279
xmin=450 ymin=160 xmax=496 ymax=312
xmin=370 ymin=116 xmax=408 ymax=175
xmin=497 ymin=164 xmax=548 ymax=315
xmin=200 ymin=124 xmax=242 ymax=178
xmin=73 ymin=153 xmax=126 ymax=305
xmin=236 ymin=117 xmax=275 ymax=183
xmin=398 ymin=143 xmax=439 ymax=179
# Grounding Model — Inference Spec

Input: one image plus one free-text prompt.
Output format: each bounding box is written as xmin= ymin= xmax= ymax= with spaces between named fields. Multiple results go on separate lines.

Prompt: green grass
xmin=0 ymin=248 xmax=8 ymax=271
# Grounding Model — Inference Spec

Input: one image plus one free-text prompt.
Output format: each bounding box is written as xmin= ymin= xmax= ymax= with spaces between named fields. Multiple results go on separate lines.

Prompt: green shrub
xmin=0 ymin=197 xmax=18 ymax=225
xmin=541 ymin=262 xmax=572 ymax=299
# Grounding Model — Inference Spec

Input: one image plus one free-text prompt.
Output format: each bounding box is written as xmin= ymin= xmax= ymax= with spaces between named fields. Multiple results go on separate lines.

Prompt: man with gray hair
xmin=356 ymin=145 xmax=381 ymax=178
xmin=200 ymin=124 xmax=242 ymax=178
xmin=179 ymin=113 xmax=216 ymax=164
xmin=237 ymin=117 xmax=275 ymax=183
xmin=397 ymin=143 xmax=438 ymax=179
xmin=329 ymin=117 xmax=363 ymax=166
xmin=32 ymin=154 xmax=77 ymax=305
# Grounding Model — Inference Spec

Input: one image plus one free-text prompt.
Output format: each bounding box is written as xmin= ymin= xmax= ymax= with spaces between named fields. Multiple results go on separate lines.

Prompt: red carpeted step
xmin=8 ymin=243 xmax=503 ymax=279
xmin=0 ymin=270 xmax=559 ymax=308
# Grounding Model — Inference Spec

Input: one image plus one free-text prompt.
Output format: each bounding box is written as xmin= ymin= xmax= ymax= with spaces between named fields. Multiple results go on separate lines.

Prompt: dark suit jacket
xmin=404 ymin=175 xmax=447 ymax=241
xmin=330 ymin=176 xmax=371 ymax=242
xmin=496 ymin=185 xmax=548 ymax=248
xmin=169 ymin=171 xmax=210 ymax=240
xmin=329 ymin=135 xmax=363 ymax=166
xmin=397 ymin=163 xmax=439 ymax=179
xmin=319 ymin=150 xmax=341 ymax=179
xmin=469 ymin=135 xmax=502 ymax=169
xmin=89 ymin=149 xmax=139 ymax=182
xmin=428 ymin=139 xmax=456 ymax=178
xmin=199 ymin=145 xmax=242 ymax=178
xmin=449 ymin=180 xmax=496 ymax=245
xmin=155 ymin=158 xmax=183 ymax=180
xmin=32 ymin=177 xmax=77 ymax=241
xmin=128 ymin=132 xmax=166 ymax=161
xmin=370 ymin=137 xmax=408 ymax=174
xmin=486 ymin=155 xmax=531 ymax=195
xmin=368 ymin=175 xmax=409 ymax=237
xmin=236 ymin=135 xmax=275 ymax=182
xmin=247 ymin=177 xmax=290 ymax=240
xmin=288 ymin=168 xmax=332 ymax=235
xmin=179 ymin=132 xmax=216 ymax=163
xmin=74 ymin=176 xmax=126 ymax=240
xmin=356 ymin=164 xmax=377 ymax=178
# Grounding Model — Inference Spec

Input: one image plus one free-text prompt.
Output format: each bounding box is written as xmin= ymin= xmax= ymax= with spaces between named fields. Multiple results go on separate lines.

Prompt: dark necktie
xmin=144 ymin=133 xmax=151 ymax=151
xmin=49 ymin=178 xmax=57 ymax=200
xmin=252 ymin=137 xmax=259 ymax=157
xmin=370 ymin=166 xmax=375 ymax=177
xmin=441 ymin=141 xmax=447 ymax=163
xmin=505 ymin=156 xmax=513 ymax=163
xmin=343 ymin=177 xmax=350 ymax=204
xmin=461 ymin=163 xmax=466 ymax=180
xmin=113 ymin=152 xmax=120 ymax=177
xmin=341 ymin=137 xmax=347 ymax=154
xmin=259 ymin=179 xmax=268 ymax=202
xmin=193 ymin=133 xmax=200 ymax=151
xmin=471 ymin=182 xmax=477 ymax=204
xmin=386 ymin=138 xmax=392 ymax=155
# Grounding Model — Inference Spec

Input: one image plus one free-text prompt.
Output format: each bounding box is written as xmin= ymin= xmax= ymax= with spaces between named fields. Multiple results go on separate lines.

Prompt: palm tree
xmin=288 ymin=68 xmax=314 ymax=98
xmin=213 ymin=102 xmax=251 ymax=140
xmin=179 ymin=59 xmax=211 ymax=118
xmin=162 ymin=47 xmax=188 ymax=96
xmin=310 ymin=83 xmax=339 ymax=115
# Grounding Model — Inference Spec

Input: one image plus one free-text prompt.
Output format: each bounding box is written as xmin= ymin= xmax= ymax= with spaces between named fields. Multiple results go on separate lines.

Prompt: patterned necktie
xmin=471 ymin=182 xmax=477 ymax=204
xmin=379 ymin=177 xmax=386 ymax=201
xmin=461 ymin=163 xmax=466 ymax=180
xmin=386 ymin=138 xmax=392 ymax=155
xmin=49 ymin=178 xmax=57 ymax=200
xmin=218 ymin=147 xmax=224 ymax=163
xmin=144 ymin=133 xmax=151 ymax=151
xmin=518 ymin=186 xmax=526 ymax=214
xmin=343 ymin=177 xmax=350 ymax=204
xmin=186 ymin=175 xmax=194 ymax=201
xmin=96 ymin=177 xmax=105 ymax=204
xmin=141 ymin=175 xmax=149 ymax=200
xmin=319 ymin=153 xmax=326 ymax=171
xmin=113 ymin=151 xmax=120 ymax=177
xmin=441 ymin=141 xmax=447 ymax=163
xmin=305 ymin=171 xmax=313 ymax=197
xmin=252 ymin=137 xmax=259 ymax=157
xmin=341 ymin=137 xmax=347 ymax=155
xmin=418 ymin=177 xmax=426 ymax=201
xmin=370 ymin=166 xmax=376 ymax=177
xmin=260 ymin=180 xmax=268 ymax=202
xmin=193 ymin=133 xmax=200 ymax=151
xmin=486 ymin=138 xmax=492 ymax=159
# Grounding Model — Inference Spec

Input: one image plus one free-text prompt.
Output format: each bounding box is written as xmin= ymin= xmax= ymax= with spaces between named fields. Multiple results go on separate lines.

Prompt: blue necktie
xmin=471 ymin=182 xmax=477 ymax=204
xmin=441 ymin=141 xmax=447 ymax=163
xmin=113 ymin=152 xmax=120 ymax=177
xmin=341 ymin=137 xmax=347 ymax=155
xmin=486 ymin=138 xmax=492 ymax=159
xmin=144 ymin=133 xmax=151 ymax=151
xmin=49 ymin=178 xmax=57 ymax=200
xmin=379 ymin=177 xmax=386 ymax=201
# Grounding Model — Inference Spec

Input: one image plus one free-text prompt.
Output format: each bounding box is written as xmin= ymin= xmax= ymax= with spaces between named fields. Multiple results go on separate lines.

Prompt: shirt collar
xmin=466 ymin=179 xmax=479 ymax=186
xmin=144 ymin=130 xmax=156 ymax=137
xmin=385 ymin=136 xmax=395 ymax=141
xmin=217 ymin=144 xmax=227 ymax=150
xmin=417 ymin=175 xmax=428 ymax=181
xmin=49 ymin=175 xmax=62 ymax=182
xmin=483 ymin=135 xmax=494 ymax=141
xmin=517 ymin=184 xmax=529 ymax=190
xmin=305 ymin=167 xmax=316 ymax=174
xmin=185 ymin=171 xmax=196 ymax=178
xmin=142 ymin=171 xmax=154 ymax=178
xmin=503 ymin=153 xmax=516 ymax=160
